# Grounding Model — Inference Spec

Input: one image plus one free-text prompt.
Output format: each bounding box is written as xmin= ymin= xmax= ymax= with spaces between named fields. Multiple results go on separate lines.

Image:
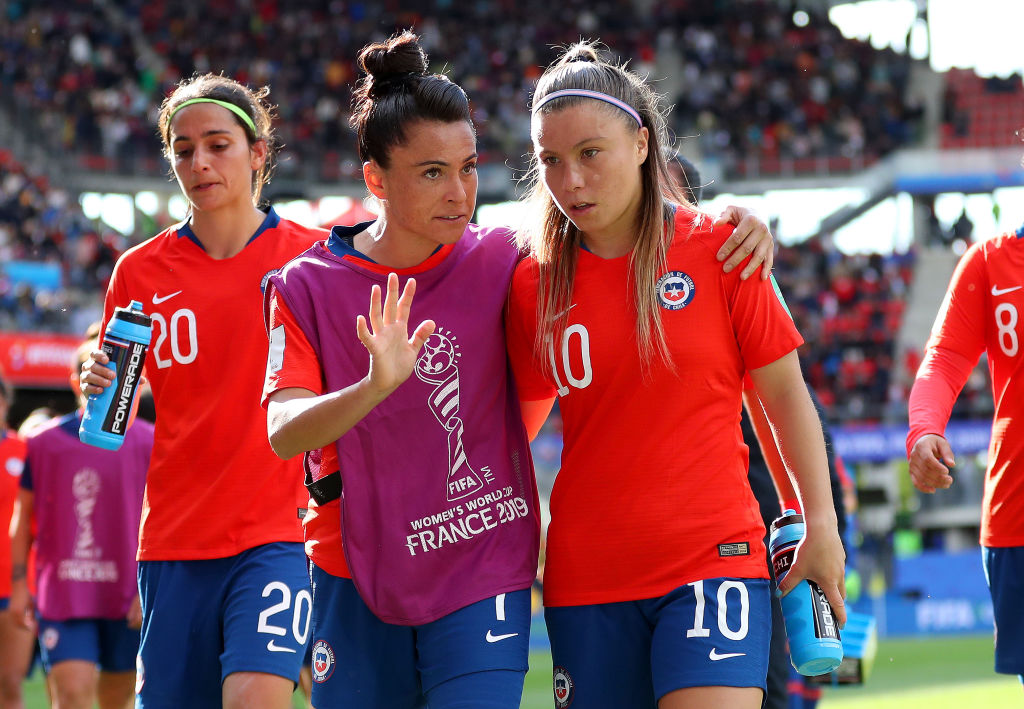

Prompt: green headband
xmin=168 ymin=98 xmax=257 ymax=136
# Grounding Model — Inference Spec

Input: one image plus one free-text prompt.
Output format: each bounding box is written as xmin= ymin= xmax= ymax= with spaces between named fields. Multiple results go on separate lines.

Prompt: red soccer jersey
xmin=0 ymin=430 xmax=27 ymax=598
xmin=262 ymin=288 xmax=348 ymax=577
xmin=506 ymin=209 xmax=803 ymax=607
xmin=261 ymin=238 xmax=457 ymax=578
xmin=101 ymin=210 xmax=326 ymax=561
xmin=908 ymin=230 xmax=1024 ymax=546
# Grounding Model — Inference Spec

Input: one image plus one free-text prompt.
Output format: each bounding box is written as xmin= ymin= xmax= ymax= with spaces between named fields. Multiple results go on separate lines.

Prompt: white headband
xmin=532 ymin=89 xmax=642 ymax=127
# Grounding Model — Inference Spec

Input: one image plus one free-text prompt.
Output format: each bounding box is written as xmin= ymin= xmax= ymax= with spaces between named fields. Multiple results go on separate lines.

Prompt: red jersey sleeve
xmin=505 ymin=261 xmax=558 ymax=402
xmin=926 ymin=242 xmax=988 ymax=362
xmin=262 ymin=285 xmax=324 ymax=407
xmin=262 ymin=286 xmax=348 ymax=576
xmin=727 ymin=264 xmax=803 ymax=371
xmin=906 ymin=243 xmax=987 ymax=455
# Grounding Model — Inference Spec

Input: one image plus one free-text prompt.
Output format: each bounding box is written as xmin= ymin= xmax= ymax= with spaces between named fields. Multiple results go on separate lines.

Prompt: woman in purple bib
xmin=263 ymin=31 xmax=540 ymax=709
xmin=262 ymin=31 xmax=776 ymax=709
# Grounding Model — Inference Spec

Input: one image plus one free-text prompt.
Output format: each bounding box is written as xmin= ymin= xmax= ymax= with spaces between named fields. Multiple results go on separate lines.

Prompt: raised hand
xmin=356 ymin=272 xmax=436 ymax=395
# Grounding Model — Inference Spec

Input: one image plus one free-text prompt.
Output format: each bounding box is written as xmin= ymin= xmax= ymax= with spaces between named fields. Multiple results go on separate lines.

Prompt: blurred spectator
xmin=952 ymin=207 xmax=974 ymax=242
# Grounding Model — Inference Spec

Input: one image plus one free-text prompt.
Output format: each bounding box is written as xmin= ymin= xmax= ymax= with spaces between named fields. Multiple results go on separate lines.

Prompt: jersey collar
xmin=327 ymin=220 xmax=378 ymax=262
xmin=177 ymin=207 xmax=281 ymax=251
xmin=327 ymin=221 xmax=448 ymax=270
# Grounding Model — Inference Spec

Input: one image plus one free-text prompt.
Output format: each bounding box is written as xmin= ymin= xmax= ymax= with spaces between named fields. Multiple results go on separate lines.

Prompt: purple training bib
xmin=270 ymin=225 xmax=540 ymax=624
xmin=26 ymin=412 xmax=151 ymax=620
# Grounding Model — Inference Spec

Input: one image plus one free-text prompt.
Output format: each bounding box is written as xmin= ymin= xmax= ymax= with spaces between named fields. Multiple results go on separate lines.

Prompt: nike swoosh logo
xmin=991 ymin=285 xmax=1022 ymax=296
xmin=266 ymin=640 xmax=296 ymax=653
xmin=152 ymin=291 xmax=183 ymax=304
xmin=709 ymin=648 xmax=746 ymax=661
xmin=485 ymin=630 xmax=519 ymax=643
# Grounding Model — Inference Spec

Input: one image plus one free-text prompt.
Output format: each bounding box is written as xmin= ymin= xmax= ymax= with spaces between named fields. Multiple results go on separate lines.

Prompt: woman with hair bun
xmin=80 ymin=74 xmax=325 ymax=708
xmin=263 ymin=31 xmax=538 ymax=709
xmin=506 ymin=41 xmax=847 ymax=709
xmin=263 ymin=31 xmax=777 ymax=709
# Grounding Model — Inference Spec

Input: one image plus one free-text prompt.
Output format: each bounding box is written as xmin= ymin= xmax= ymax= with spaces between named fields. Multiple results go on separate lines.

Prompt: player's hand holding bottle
xmin=79 ymin=348 xmax=116 ymax=396
xmin=779 ymin=517 xmax=848 ymax=629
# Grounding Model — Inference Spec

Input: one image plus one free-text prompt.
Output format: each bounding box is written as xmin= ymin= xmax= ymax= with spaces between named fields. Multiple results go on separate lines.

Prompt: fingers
xmin=410 ymin=320 xmax=436 ymax=350
xmin=909 ymin=459 xmax=951 ymax=494
xmin=397 ymin=276 xmax=417 ymax=324
xmin=909 ymin=435 xmax=955 ymax=493
xmin=369 ymin=274 xmax=416 ymax=334
xmin=715 ymin=208 xmax=776 ymax=280
xmin=360 ymin=276 xmax=424 ymax=354
xmin=739 ymin=235 xmax=771 ymax=281
xmin=713 ymin=205 xmax=742 ymax=231
xmin=761 ymin=243 xmax=775 ymax=280
xmin=935 ymin=436 xmax=956 ymax=468
xmin=356 ymin=314 xmax=371 ymax=349
xmin=715 ymin=226 xmax=745 ymax=266
xmin=718 ymin=214 xmax=761 ymax=273
xmin=825 ymin=584 xmax=848 ymax=628
xmin=776 ymin=574 xmax=798 ymax=598
xmin=80 ymin=356 xmax=116 ymax=396
xmin=778 ymin=572 xmax=847 ymax=628
xmin=368 ymin=284 xmax=383 ymax=334
xmin=721 ymin=238 xmax=755 ymax=274
xmin=382 ymin=272 xmax=401 ymax=325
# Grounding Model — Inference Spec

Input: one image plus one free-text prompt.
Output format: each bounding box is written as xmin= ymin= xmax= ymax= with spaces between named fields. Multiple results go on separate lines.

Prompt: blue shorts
xmin=545 ymin=578 xmax=771 ymax=708
xmin=136 ymin=542 xmax=311 ymax=709
xmin=983 ymin=546 xmax=1024 ymax=676
xmin=308 ymin=563 xmax=529 ymax=709
xmin=37 ymin=617 xmax=139 ymax=673
xmin=0 ymin=597 xmax=7 ymax=611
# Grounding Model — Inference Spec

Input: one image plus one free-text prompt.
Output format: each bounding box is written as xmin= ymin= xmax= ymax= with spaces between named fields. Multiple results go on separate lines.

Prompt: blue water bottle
xmin=769 ymin=509 xmax=844 ymax=675
xmin=79 ymin=300 xmax=152 ymax=451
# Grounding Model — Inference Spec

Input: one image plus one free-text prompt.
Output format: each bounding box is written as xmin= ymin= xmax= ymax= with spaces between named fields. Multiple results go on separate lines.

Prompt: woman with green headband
xmin=79 ymin=73 xmax=324 ymax=709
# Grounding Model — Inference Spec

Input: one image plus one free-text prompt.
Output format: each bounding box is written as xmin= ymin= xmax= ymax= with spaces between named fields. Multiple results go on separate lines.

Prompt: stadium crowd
xmin=2 ymin=0 xmax=926 ymax=182
xmin=772 ymin=238 xmax=914 ymax=423
xmin=0 ymin=150 xmax=115 ymax=335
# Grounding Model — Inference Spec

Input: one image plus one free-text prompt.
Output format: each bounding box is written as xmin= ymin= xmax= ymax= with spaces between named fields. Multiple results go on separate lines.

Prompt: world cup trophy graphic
xmin=72 ymin=468 xmax=102 ymax=560
xmin=414 ymin=329 xmax=485 ymax=501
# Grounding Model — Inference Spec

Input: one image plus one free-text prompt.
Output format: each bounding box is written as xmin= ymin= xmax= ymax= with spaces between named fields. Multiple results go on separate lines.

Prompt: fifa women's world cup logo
xmin=414 ymin=328 xmax=490 ymax=501
xmin=72 ymin=468 xmax=102 ymax=560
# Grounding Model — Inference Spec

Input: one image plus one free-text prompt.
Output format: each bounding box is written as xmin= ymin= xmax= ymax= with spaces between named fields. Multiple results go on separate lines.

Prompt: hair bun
xmin=359 ymin=30 xmax=428 ymax=97
xmin=560 ymin=42 xmax=602 ymax=65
